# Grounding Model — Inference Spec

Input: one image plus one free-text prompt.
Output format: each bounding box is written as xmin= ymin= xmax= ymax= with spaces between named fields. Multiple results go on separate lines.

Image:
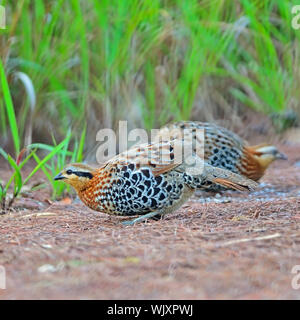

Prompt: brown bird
xmin=54 ymin=138 xmax=258 ymax=225
xmin=155 ymin=121 xmax=287 ymax=183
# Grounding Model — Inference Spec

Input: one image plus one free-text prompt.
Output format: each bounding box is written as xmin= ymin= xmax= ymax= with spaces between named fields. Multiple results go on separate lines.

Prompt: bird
xmin=155 ymin=121 xmax=287 ymax=183
xmin=54 ymin=138 xmax=258 ymax=225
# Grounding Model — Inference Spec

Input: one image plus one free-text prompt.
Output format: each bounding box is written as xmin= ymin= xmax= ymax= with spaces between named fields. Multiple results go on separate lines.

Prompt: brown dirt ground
xmin=0 ymin=141 xmax=300 ymax=300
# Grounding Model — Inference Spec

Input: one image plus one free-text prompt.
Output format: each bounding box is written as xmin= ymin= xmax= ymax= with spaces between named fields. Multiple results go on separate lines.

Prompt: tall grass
xmin=0 ymin=0 xmax=300 ymax=143
xmin=1 ymin=40 xmax=86 ymax=207
xmin=2 ymin=2 xmax=299 ymax=135
xmin=1 ymin=1 xmax=299 ymax=162
xmin=0 ymin=57 xmax=20 ymax=156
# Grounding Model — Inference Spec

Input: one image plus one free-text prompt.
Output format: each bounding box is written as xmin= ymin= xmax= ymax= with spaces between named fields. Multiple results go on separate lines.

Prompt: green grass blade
xmin=6 ymin=154 xmax=23 ymax=195
xmin=0 ymin=58 xmax=20 ymax=155
xmin=23 ymin=136 xmax=71 ymax=185
xmin=0 ymin=147 xmax=22 ymax=195
xmin=76 ymin=124 xmax=86 ymax=162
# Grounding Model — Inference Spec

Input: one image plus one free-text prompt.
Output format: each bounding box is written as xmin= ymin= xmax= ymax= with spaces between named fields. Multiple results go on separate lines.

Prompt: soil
xmin=0 ymin=140 xmax=300 ymax=300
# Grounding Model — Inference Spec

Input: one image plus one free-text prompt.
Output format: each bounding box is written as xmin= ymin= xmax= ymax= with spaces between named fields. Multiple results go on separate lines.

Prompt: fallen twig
xmin=21 ymin=212 xmax=57 ymax=219
xmin=217 ymin=233 xmax=281 ymax=247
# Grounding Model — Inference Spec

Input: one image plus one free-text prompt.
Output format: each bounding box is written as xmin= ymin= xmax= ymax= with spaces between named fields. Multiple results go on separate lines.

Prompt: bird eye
xmin=66 ymin=169 xmax=73 ymax=175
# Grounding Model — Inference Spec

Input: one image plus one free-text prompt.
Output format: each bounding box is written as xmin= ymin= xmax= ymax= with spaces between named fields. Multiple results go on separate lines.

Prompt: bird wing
xmin=105 ymin=138 xmax=258 ymax=192
xmin=155 ymin=121 xmax=246 ymax=160
xmin=106 ymin=139 xmax=183 ymax=176
xmin=202 ymin=163 xmax=258 ymax=192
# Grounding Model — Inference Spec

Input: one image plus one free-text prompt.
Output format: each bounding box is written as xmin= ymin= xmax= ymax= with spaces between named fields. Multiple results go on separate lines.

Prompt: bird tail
xmin=204 ymin=164 xmax=258 ymax=192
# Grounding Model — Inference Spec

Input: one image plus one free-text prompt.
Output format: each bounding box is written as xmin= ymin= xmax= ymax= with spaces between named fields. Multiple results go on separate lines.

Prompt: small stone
xmin=294 ymin=161 xmax=300 ymax=168
xmin=38 ymin=262 xmax=64 ymax=273
xmin=38 ymin=264 xmax=57 ymax=273
xmin=41 ymin=244 xmax=52 ymax=249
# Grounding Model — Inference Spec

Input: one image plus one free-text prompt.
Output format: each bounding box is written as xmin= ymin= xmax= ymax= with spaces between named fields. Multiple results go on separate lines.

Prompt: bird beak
xmin=54 ymin=172 xmax=65 ymax=181
xmin=276 ymin=152 xmax=288 ymax=160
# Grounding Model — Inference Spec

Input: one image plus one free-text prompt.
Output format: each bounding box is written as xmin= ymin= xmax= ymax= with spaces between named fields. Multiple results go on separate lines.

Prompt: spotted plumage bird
xmin=155 ymin=121 xmax=287 ymax=183
xmin=54 ymin=138 xmax=258 ymax=225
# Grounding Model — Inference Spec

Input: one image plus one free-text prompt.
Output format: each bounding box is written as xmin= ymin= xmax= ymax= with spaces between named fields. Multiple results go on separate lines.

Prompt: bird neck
xmin=77 ymin=181 xmax=99 ymax=211
xmin=241 ymin=147 xmax=266 ymax=181
xmin=253 ymin=155 xmax=274 ymax=170
xmin=69 ymin=180 xmax=90 ymax=193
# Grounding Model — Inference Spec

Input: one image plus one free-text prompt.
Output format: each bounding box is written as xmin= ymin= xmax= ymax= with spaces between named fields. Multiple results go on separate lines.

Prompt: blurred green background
xmin=0 ymin=0 xmax=300 ymax=202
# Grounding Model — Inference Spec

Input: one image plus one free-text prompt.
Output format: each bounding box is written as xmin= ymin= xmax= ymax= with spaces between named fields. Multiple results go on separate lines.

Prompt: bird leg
xmin=122 ymin=211 xmax=163 ymax=225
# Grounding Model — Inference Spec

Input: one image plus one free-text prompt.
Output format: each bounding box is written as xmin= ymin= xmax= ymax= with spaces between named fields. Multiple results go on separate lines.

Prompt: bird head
xmin=249 ymin=144 xmax=287 ymax=168
xmin=54 ymin=163 xmax=95 ymax=192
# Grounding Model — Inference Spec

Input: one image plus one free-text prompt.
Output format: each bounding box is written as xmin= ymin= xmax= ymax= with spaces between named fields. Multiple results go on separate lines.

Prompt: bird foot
xmin=122 ymin=220 xmax=137 ymax=226
xmin=122 ymin=211 xmax=162 ymax=225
